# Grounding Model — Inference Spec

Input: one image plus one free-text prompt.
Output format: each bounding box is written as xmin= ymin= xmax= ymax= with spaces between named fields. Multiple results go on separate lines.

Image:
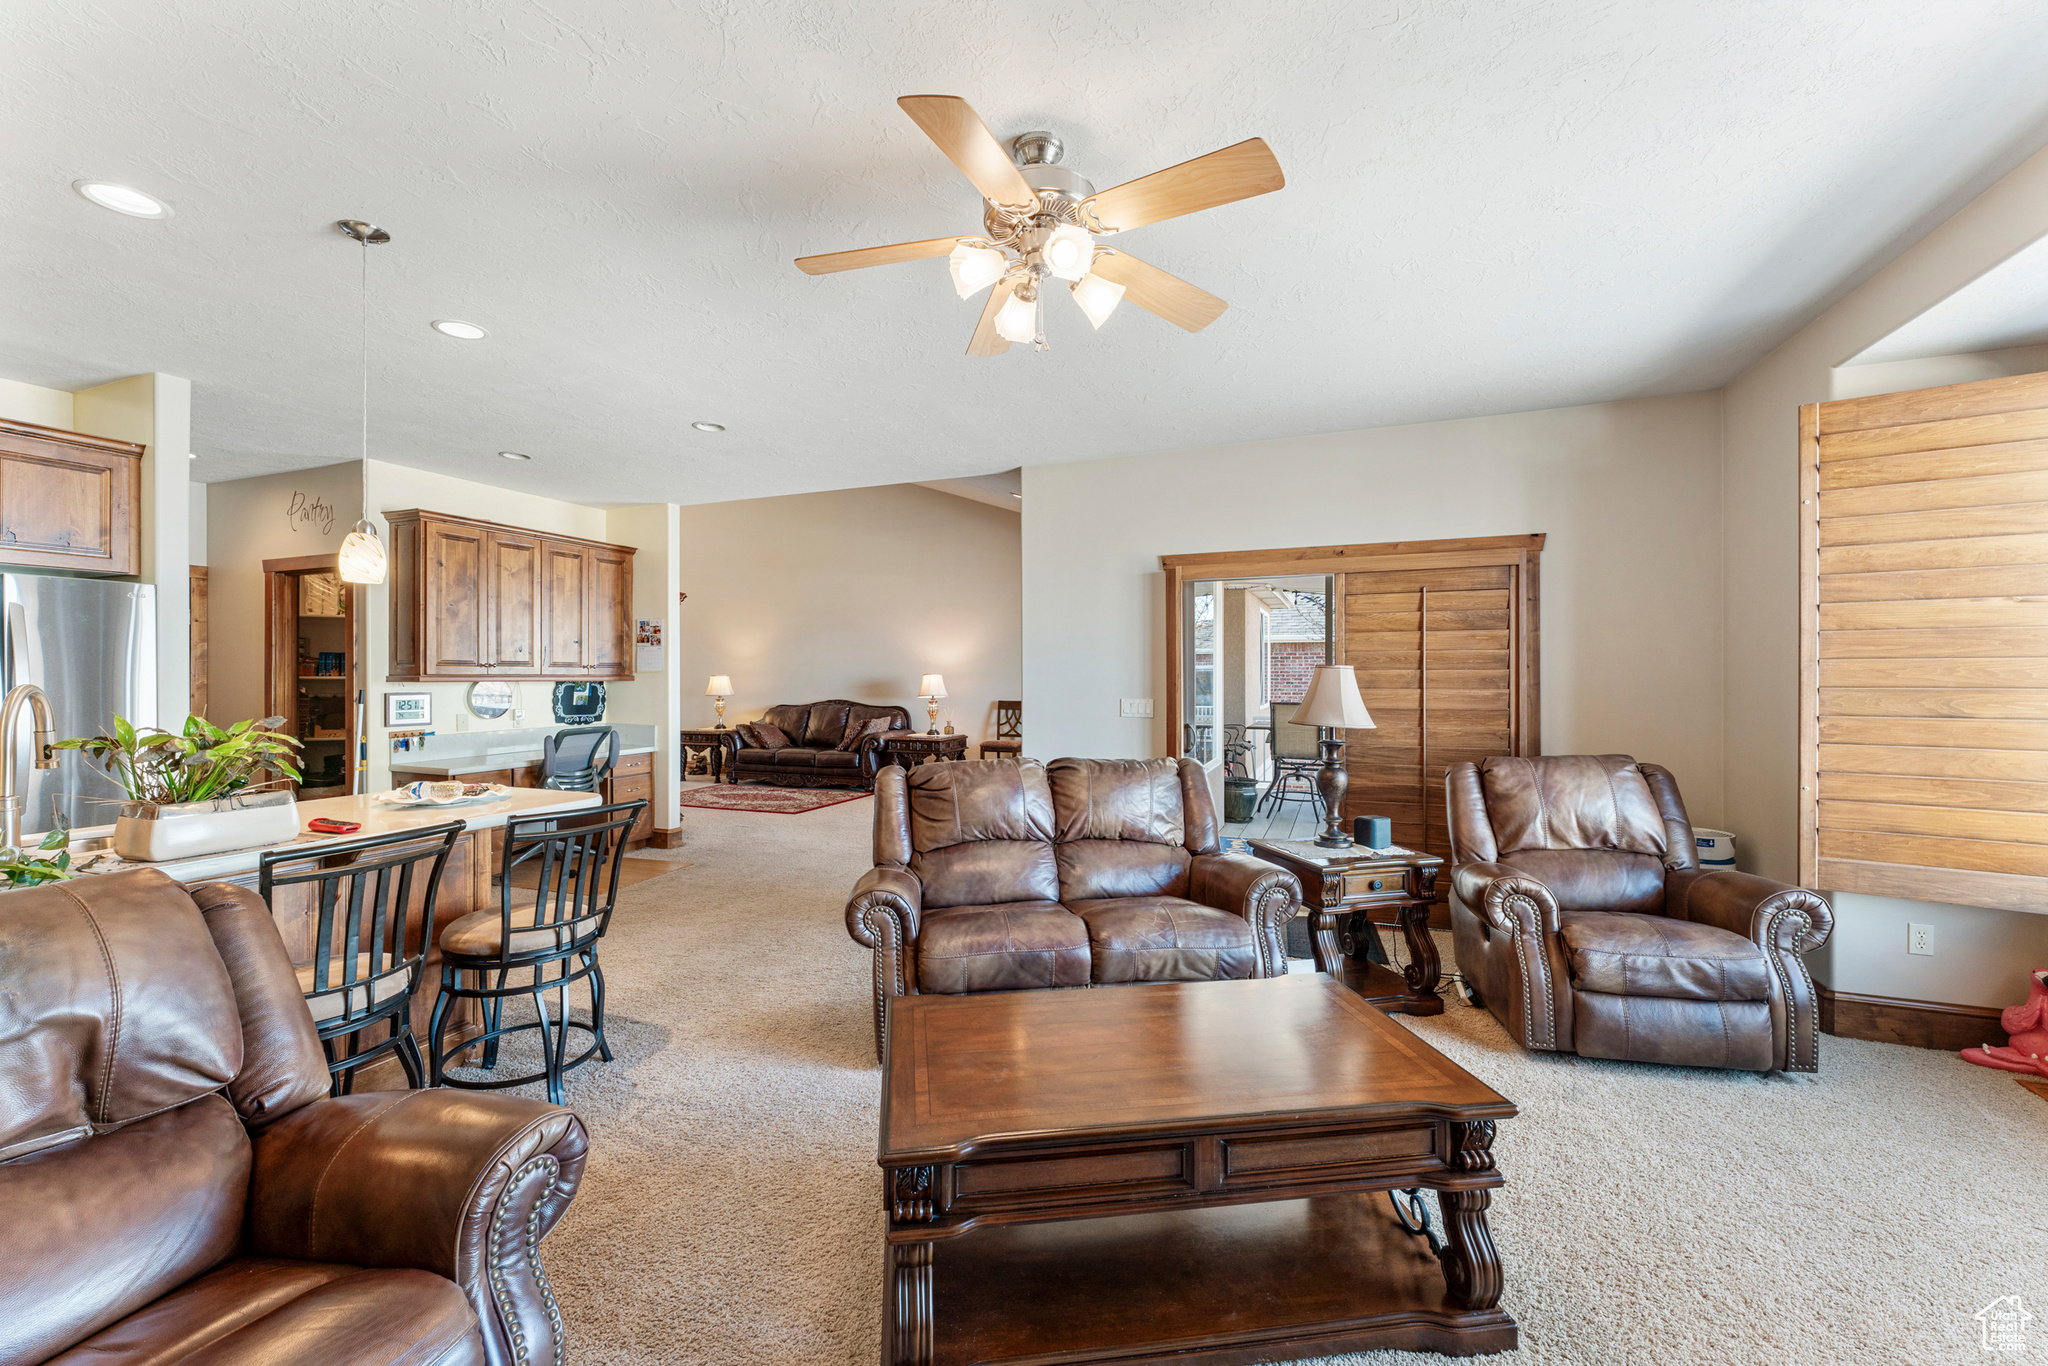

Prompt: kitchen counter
xmin=391 ymin=745 xmax=654 ymax=778
xmin=68 ymin=787 xmax=600 ymax=885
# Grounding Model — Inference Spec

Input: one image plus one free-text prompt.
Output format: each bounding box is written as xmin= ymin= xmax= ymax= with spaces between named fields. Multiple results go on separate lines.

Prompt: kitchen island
xmin=72 ymin=786 xmax=603 ymax=1092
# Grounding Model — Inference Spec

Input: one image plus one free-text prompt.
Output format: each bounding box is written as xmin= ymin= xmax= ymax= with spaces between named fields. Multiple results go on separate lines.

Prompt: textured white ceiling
xmin=1851 ymin=231 xmax=2048 ymax=365
xmin=5 ymin=2 xmax=2048 ymax=502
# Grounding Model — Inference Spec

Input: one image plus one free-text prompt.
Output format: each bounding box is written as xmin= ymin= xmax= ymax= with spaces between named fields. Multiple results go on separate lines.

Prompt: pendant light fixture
xmin=335 ymin=219 xmax=389 ymax=585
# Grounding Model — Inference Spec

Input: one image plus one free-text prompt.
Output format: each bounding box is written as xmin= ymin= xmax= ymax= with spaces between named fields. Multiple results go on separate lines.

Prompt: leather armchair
xmin=0 ymin=868 xmax=589 ymax=1366
xmin=1447 ymin=755 xmax=1833 ymax=1073
xmin=847 ymin=756 xmax=1301 ymax=1060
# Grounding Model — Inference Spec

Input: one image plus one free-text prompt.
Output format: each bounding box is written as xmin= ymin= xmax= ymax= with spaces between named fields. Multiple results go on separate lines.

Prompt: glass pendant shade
xmin=1041 ymin=224 xmax=1094 ymax=282
xmin=338 ymin=519 xmax=387 ymax=585
xmin=947 ymin=243 xmax=1008 ymax=299
xmin=1071 ymin=272 xmax=1126 ymax=329
xmin=994 ymin=291 xmax=1039 ymax=344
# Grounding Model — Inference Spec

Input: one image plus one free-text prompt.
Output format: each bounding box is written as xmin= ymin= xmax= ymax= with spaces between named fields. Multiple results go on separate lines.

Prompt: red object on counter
xmin=307 ymin=818 xmax=362 ymax=834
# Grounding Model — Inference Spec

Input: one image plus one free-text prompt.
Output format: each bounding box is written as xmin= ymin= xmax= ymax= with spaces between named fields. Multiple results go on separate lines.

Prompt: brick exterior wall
xmin=1268 ymin=642 xmax=1322 ymax=703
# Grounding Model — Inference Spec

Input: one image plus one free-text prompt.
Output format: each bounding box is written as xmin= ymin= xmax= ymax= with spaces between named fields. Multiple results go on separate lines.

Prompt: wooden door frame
xmin=1161 ymin=534 xmax=1544 ymax=761
xmin=263 ymin=553 xmax=357 ymax=795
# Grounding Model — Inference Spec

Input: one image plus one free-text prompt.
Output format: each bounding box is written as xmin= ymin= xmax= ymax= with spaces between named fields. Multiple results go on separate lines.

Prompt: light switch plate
xmin=1120 ymin=698 xmax=1154 ymax=718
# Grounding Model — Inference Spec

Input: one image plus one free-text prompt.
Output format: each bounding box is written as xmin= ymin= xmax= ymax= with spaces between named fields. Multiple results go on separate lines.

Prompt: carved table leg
xmin=1311 ymin=907 xmax=1342 ymax=973
xmin=1399 ymin=901 xmax=1442 ymax=999
xmin=1436 ymin=1189 xmax=1502 ymax=1310
xmin=885 ymin=1239 xmax=934 ymax=1365
xmin=1435 ymin=1119 xmax=1503 ymax=1310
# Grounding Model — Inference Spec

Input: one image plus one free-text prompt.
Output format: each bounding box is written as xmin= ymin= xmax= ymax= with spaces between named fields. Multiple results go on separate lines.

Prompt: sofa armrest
xmin=1667 ymin=868 xmax=1833 ymax=1072
xmin=1451 ymin=861 xmax=1566 ymax=1052
xmin=847 ymin=865 xmax=921 ymax=946
xmin=848 ymin=866 xmax=924 ymax=1062
xmin=1451 ymin=861 xmax=1561 ymax=940
xmin=248 ymin=1090 xmax=587 ymax=1366
xmin=1188 ymin=853 xmax=1300 ymax=977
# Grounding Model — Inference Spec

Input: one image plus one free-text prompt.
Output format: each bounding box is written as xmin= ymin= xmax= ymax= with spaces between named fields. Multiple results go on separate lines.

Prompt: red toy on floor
xmin=1962 ymin=968 xmax=2048 ymax=1078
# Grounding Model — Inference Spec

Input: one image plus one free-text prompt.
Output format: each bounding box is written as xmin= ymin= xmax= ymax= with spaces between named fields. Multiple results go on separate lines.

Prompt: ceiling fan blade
xmin=898 ymin=96 xmax=1039 ymax=209
xmin=794 ymin=235 xmax=967 ymax=276
xmin=1086 ymin=252 xmax=1228 ymax=332
xmin=1086 ymin=138 xmax=1284 ymax=233
xmin=967 ymin=278 xmax=1017 ymax=357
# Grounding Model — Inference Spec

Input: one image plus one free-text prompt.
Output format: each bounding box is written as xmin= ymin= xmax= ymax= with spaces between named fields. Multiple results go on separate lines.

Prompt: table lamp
xmin=918 ymin=673 xmax=948 ymax=735
xmin=1292 ymin=663 xmax=1376 ymax=848
xmin=705 ymin=675 xmax=733 ymax=728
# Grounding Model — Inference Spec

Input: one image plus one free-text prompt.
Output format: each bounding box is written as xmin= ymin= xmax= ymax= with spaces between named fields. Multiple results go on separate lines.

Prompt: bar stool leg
xmin=589 ymin=950 xmax=613 ymax=1062
xmin=394 ymin=1009 xmax=426 ymax=1089
xmin=428 ymin=967 xmax=455 ymax=1086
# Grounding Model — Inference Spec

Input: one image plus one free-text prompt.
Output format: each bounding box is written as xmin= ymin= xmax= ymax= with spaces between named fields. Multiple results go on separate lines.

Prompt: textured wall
xmin=1022 ymin=391 xmax=1727 ymax=825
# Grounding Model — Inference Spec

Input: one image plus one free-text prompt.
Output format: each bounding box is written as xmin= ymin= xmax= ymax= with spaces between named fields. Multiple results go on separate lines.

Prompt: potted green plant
xmin=0 ymin=828 xmax=75 ymax=888
xmin=56 ymin=714 xmax=306 ymax=863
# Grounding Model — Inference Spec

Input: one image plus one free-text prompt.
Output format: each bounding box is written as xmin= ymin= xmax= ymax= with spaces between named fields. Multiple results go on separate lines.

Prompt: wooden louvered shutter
xmin=1800 ymin=372 xmax=2048 ymax=914
xmin=1343 ymin=547 xmax=1541 ymax=880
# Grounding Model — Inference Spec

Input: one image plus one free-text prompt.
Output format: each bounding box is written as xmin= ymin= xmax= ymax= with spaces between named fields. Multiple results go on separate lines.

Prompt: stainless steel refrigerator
xmin=2 ymin=575 xmax=156 ymax=837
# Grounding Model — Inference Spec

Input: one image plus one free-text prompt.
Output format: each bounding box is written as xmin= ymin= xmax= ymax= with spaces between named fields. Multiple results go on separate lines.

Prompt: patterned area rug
xmin=678 ymin=784 xmax=871 ymax=814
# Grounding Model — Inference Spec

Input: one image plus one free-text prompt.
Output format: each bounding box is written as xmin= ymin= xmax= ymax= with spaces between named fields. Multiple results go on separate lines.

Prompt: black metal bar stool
xmin=429 ymin=799 xmax=645 ymax=1105
xmin=258 ymin=821 xmax=465 ymax=1095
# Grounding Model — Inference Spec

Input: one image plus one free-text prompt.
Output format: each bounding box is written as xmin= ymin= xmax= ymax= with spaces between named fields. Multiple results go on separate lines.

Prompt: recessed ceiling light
xmin=74 ymin=181 xmax=171 ymax=219
xmin=188 ymin=452 xmax=197 ymax=460
xmin=498 ymin=450 xmax=531 ymax=461
xmin=431 ymin=319 xmax=487 ymax=340
xmin=1011 ymin=492 xmax=1022 ymax=499
xmin=692 ymin=421 xmax=725 ymax=433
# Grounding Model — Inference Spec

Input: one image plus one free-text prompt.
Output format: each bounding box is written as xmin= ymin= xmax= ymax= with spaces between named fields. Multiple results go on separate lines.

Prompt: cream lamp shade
xmin=918 ymin=674 xmax=949 ymax=699
xmin=1292 ymin=664 xmax=1375 ymax=729
xmin=704 ymin=675 xmax=732 ymax=695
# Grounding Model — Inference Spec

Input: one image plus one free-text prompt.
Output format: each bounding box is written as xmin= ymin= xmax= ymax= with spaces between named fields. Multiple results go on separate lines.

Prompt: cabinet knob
xmin=1369 ymin=878 xmax=1385 ymax=891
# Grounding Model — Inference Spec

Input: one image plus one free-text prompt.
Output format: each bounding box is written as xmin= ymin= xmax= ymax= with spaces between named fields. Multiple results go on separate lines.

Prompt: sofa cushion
xmin=804 ymin=701 xmax=853 ymax=748
xmin=745 ymin=722 xmax=793 ymax=751
xmin=772 ymin=747 xmax=825 ymax=766
xmin=1558 ymin=912 xmax=1770 ymax=1002
xmin=1479 ymin=754 xmax=1668 ymax=858
xmin=2 ymin=1094 xmax=251 ymax=1363
xmin=0 ymin=868 xmax=242 ymax=1163
xmin=1067 ymin=896 xmax=1256 ymax=984
xmin=907 ymin=760 xmax=1060 ymax=908
xmin=1047 ymin=758 xmax=1185 ymax=844
xmin=761 ymin=704 xmax=810 ymax=742
xmin=1056 ymin=840 xmax=1191 ymax=903
xmin=838 ymin=717 xmax=894 ymax=751
xmin=846 ymin=705 xmax=904 ymax=740
xmin=1496 ymin=848 xmax=1668 ymax=915
xmin=916 ymin=902 xmax=1090 ymax=993
xmin=44 ymin=1260 xmax=485 ymax=1366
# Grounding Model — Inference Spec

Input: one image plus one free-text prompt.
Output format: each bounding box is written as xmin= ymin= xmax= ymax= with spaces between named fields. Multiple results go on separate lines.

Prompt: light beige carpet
xmin=480 ymin=799 xmax=2046 ymax=1365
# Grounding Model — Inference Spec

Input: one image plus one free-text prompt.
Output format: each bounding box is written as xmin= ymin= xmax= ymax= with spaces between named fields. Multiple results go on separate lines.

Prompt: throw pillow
xmin=837 ymin=716 xmax=895 ymax=751
xmin=748 ymin=722 xmax=793 ymax=751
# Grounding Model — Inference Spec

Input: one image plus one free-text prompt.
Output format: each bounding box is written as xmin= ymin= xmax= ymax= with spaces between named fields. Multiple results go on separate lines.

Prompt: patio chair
xmin=1258 ymin=702 xmax=1325 ymax=818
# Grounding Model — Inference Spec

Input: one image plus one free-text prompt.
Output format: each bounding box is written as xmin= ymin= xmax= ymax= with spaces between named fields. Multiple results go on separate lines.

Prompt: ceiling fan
xmin=795 ymin=96 xmax=1284 ymax=356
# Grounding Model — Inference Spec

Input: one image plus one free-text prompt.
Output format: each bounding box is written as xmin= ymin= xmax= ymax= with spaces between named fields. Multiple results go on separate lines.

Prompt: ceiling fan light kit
xmin=794 ymin=96 xmax=1283 ymax=357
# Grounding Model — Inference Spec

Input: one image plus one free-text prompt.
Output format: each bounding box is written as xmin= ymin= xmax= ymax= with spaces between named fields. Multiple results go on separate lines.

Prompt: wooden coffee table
xmin=877 ymin=975 xmax=1517 ymax=1364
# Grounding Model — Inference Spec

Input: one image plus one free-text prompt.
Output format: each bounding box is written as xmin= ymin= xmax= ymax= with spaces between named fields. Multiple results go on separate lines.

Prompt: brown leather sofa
xmin=729 ymin=699 xmax=910 ymax=790
xmin=0 ymin=868 xmax=588 ymax=1366
xmin=845 ymin=757 xmax=1302 ymax=1059
xmin=1448 ymin=754 xmax=1834 ymax=1073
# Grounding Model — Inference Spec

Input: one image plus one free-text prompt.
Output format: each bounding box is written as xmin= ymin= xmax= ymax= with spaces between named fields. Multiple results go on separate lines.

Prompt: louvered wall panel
xmin=1800 ymin=372 xmax=2048 ymax=913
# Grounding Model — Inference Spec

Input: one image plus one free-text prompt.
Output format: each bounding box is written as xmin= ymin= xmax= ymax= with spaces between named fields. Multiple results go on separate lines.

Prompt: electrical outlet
xmin=1908 ymin=922 xmax=1934 ymax=956
xmin=1120 ymin=698 xmax=1154 ymax=718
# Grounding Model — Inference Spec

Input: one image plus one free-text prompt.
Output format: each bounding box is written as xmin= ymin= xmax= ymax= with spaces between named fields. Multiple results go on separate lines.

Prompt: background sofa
xmin=845 ymin=756 xmax=1303 ymax=1059
xmin=729 ymin=699 xmax=910 ymax=790
xmin=0 ymin=868 xmax=587 ymax=1366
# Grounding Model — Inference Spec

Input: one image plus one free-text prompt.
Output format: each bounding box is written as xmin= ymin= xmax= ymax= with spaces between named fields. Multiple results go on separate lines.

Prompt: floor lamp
xmin=1292 ymin=664 xmax=1376 ymax=848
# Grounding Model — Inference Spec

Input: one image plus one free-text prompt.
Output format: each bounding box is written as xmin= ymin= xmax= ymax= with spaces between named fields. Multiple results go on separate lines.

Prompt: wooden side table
xmin=1249 ymin=839 xmax=1446 ymax=1016
xmin=679 ymin=727 xmax=739 ymax=784
xmin=882 ymin=732 xmax=968 ymax=769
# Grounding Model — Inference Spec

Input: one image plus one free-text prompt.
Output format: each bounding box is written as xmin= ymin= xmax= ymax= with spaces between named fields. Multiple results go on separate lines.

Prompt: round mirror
xmin=468 ymin=680 xmax=514 ymax=720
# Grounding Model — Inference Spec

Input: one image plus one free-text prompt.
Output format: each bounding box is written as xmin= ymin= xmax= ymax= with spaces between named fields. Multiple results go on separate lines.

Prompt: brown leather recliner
xmin=1447 ymin=754 xmax=1834 ymax=1073
xmin=846 ymin=757 xmax=1302 ymax=1059
xmin=0 ymin=868 xmax=588 ymax=1366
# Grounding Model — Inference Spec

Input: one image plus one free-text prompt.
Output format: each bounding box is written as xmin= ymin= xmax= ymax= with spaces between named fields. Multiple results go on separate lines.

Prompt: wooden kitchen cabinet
xmin=0 ymin=419 xmax=144 ymax=576
xmin=386 ymin=510 xmax=635 ymax=682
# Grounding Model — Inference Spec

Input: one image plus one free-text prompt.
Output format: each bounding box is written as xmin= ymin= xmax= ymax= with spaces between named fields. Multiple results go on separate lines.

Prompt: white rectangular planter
xmin=113 ymin=791 xmax=301 ymax=863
